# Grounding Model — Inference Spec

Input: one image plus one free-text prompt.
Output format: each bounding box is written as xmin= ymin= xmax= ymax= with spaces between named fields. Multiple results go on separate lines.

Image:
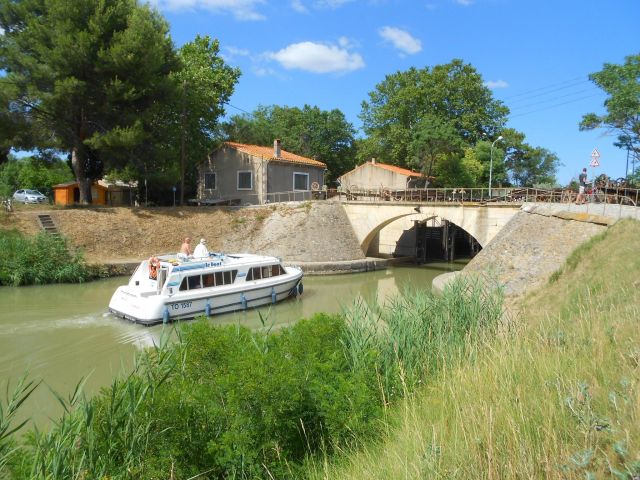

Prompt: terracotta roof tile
xmin=371 ymin=162 xmax=424 ymax=177
xmin=224 ymin=141 xmax=327 ymax=168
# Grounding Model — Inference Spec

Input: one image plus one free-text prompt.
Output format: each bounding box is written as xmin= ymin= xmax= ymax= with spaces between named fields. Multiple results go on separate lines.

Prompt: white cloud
xmin=268 ymin=41 xmax=364 ymax=74
xmin=152 ymin=0 xmax=266 ymax=21
xmin=221 ymin=46 xmax=250 ymax=62
xmin=291 ymin=0 xmax=308 ymax=12
xmin=484 ymin=80 xmax=509 ymax=89
xmin=455 ymin=0 xmax=473 ymax=5
xmin=378 ymin=26 xmax=422 ymax=55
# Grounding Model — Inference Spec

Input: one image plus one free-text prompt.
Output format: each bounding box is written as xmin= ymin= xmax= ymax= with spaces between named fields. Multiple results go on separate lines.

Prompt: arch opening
xmin=366 ymin=215 xmax=482 ymax=262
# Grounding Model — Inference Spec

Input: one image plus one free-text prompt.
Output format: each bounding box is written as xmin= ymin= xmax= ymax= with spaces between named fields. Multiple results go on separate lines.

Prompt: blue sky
xmin=153 ymin=0 xmax=639 ymax=184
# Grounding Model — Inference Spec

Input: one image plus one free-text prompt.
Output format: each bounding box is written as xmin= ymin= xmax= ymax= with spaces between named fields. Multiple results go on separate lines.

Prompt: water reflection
xmin=0 ymin=261 xmax=465 ymax=425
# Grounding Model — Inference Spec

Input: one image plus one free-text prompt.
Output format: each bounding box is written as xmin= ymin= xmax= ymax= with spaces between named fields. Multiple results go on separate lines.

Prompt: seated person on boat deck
xmin=178 ymin=237 xmax=192 ymax=259
xmin=193 ymin=238 xmax=209 ymax=258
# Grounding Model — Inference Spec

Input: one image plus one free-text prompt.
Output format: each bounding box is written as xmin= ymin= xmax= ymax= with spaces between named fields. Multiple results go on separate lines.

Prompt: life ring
xmin=148 ymin=256 xmax=160 ymax=280
xmin=311 ymin=181 xmax=320 ymax=191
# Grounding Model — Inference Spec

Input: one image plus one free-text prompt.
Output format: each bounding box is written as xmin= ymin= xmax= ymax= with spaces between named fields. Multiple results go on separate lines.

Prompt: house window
xmin=237 ymin=171 xmax=252 ymax=190
xmin=204 ymin=172 xmax=216 ymax=190
xmin=293 ymin=172 xmax=309 ymax=191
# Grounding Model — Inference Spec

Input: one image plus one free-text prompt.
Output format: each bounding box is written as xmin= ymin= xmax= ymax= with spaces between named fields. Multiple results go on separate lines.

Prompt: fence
xmin=335 ymin=186 xmax=640 ymax=207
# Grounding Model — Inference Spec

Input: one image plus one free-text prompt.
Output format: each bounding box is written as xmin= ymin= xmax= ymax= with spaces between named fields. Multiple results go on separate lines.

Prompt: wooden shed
xmin=52 ymin=181 xmax=108 ymax=206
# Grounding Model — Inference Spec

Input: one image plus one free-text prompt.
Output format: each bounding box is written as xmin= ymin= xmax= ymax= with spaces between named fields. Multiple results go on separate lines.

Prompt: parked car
xmin=13 ymin=189 xmax=48 ymax=204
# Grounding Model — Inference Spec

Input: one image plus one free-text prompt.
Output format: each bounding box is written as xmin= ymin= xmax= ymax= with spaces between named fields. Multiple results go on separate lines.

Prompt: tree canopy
xmin=222 ymin=105 xmax=357 ymax=182
xmin=580 ymin=53 xmax=640 ymax=161
xmin=359 ymin=59 xmax=509 ymax=168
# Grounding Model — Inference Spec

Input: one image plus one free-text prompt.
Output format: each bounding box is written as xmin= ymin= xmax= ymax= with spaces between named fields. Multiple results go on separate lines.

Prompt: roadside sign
xmin=591 ymin=148 xmax=600 ymax=158
xmin=590 ymin=148 xmax=600 ymax=167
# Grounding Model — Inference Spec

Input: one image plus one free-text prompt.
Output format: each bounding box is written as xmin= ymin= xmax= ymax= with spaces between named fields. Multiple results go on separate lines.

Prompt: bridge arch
xmin=342 ymin=203 xmax=520 ymax=256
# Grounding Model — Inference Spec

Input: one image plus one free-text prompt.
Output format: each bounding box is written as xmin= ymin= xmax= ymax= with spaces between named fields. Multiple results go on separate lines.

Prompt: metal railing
xmin=335 ymin=186 xmax=640 ymax=207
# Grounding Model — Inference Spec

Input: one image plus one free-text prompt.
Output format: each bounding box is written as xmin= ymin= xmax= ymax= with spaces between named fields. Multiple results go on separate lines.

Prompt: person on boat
xmin=193 ymin=238 xmax=209 ymax=258
xmin=148 ymin=256 xmax=160 ymax=279
xmin=178 ymin=237 xmax=192 ymax=259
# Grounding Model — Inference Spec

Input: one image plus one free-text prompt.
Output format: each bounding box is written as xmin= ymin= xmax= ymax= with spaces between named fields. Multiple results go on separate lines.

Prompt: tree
xmin=169 ymin=36 xmax=240 ymax=205
xmin=580 ymin=53 xmax=640 ymax=159
xmin=0 ymin=0 xmax=178 ymax=203
xmin=223 ymin=105 xmax=357 ymax=182
xmin=359 ymin=59 xmax=509 ymax=167
xmin=501 ymin=128 xmax=560 ymax=186
xmin=407 ymin=114 xmax=463 ymax=179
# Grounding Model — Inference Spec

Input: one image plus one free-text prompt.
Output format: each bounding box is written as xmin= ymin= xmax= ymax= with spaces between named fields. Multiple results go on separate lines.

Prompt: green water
xmin=0 ymin=261 xmax=465 ymax=425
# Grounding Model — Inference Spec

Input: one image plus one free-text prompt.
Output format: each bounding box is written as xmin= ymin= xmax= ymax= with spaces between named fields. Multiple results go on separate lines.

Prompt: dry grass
xmin=309 ymin=219 xmax=640 ymax=479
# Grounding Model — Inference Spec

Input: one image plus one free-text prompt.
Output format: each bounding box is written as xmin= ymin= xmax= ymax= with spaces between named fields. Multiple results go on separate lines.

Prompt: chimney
xmin=371 ymin=157 xmax=376 ymax=164
xmin=274 ymin=139 xmax=281 ymax=158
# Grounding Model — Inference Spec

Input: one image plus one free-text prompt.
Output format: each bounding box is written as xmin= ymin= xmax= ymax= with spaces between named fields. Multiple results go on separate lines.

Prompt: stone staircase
xmin=37 ymin=214 xmax=59 ymax=236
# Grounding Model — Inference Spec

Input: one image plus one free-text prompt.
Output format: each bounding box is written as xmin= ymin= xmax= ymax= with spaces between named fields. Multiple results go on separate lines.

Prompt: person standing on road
xmin=576 ymin=168 xmax=588 ymax=204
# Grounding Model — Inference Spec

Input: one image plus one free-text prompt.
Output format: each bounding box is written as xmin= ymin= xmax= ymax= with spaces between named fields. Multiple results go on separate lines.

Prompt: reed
xmin=0 ymin=230 xmax=88 ymax=286
xmin=340 ymin=275 xmax=504 ymax=401
xmin=308 ymin=219 xmax=640 ymax=479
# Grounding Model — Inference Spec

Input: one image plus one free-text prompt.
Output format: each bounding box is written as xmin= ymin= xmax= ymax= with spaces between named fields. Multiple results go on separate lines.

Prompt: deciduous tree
xmin=580 ymin=53 xmax=640 ymax=159
xmin=359 ymin=59 xmax=508 ymax=167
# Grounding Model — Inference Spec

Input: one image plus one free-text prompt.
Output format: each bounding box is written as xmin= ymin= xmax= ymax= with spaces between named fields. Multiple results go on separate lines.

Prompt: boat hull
xmin=109 ymin=269 xmax=303 ymax=326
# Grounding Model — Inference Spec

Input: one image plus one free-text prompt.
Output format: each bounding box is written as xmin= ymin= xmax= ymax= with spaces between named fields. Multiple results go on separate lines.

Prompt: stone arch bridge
xmin=342 ymin=202 xmax=521 ymax=256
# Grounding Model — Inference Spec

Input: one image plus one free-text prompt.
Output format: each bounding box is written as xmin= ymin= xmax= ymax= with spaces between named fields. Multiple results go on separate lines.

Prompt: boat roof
xmin=152 ymin=252 xmax=282 ymax=272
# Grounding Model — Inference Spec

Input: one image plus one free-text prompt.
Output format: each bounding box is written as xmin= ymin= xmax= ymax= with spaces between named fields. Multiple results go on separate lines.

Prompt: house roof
xmin=340 ymin=160 xmax=426 ymax=179
xmin=371 ymin=162 xmax=424 ymax=177
xmin=224 ymin=141 xmax=327 ymax=168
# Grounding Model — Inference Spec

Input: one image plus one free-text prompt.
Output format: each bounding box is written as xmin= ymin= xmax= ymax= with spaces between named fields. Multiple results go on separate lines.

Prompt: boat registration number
xmin=170 ymin=301 xmax=193 ymax=310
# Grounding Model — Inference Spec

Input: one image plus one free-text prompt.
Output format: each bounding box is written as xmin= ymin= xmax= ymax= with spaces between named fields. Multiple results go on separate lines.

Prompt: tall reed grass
xmin=340 ymin=275 xmax=504 ymax=401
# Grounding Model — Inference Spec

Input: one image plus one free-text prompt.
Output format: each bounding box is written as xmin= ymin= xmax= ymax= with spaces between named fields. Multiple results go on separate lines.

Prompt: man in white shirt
xmin=193 ymin=238 xmax=209 ymax=258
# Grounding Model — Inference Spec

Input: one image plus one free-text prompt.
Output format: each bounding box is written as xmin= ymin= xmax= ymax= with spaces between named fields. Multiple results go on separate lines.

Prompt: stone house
xmin=338 ymin=158 xmax=429 ymax=192
xmin=196 ymin=140 xmax=327 ymax=205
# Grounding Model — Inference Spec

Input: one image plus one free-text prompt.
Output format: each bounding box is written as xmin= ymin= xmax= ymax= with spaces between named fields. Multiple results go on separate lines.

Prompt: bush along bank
xmin=0 ymin=277 xmax=503 ymax=479
xmin=0 ymin=230 xmax=89 ymax=286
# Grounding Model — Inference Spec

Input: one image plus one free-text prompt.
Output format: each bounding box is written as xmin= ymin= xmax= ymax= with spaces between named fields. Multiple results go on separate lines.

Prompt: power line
xmin=507 ymin=81 xmax=595 ymax=106
xmin=509 ymin=93 xmax=602 ymax=119
xmin=501 ymin=75 xmax=589 ymax=100
xmin=508 ymin=87 xmax=601 ymax=113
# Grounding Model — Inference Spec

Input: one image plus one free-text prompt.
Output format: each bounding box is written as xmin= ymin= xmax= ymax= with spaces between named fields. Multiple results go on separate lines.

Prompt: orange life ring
xmin=148 ymin=256 xmax=160 ymax=280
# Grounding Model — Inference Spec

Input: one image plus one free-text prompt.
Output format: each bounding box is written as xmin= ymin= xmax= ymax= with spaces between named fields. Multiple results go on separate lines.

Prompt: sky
xmin=152 ymin=0 xmax=639 ymax=185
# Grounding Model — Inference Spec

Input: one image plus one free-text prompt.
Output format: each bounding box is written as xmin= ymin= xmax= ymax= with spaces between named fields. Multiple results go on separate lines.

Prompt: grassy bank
xmin=309 ymin=219 xmax=640 ymax=479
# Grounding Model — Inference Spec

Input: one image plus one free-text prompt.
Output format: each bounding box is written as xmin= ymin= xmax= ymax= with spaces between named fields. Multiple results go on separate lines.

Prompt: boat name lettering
xmin=171 ymin=301 xmax=193 ymax=310
xmin=205 ymin=261 xmax=222 ymax=267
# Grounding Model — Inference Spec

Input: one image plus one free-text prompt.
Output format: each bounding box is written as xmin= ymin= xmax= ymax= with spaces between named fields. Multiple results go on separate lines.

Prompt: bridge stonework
xmin=342 ymin=202 xmax=521 ymax=255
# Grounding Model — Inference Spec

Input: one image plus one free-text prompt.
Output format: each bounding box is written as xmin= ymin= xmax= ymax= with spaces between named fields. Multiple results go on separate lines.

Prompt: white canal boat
xmin=108 ymin=252 xmax=303 ymax=325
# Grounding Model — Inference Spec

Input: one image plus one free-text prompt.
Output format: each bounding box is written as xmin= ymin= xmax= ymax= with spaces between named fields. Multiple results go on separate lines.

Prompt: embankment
xmin=2 ymin=202 xmax=371 ymax=274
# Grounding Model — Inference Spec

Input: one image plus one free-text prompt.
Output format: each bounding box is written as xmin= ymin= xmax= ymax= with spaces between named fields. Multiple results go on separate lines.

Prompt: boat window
xmin=271 ymin=264 xmax=284 ymax=277
xmin=188 ymin=275 xmax=202 ymax=290
xmin=261 ymin=266 xmax=271 ymax=278
xmin=179 ymin=277 xmax=188 ymax=291
xmin=202 ymin=273 xmax=215 ymax=287
xmin=215 ymin=271 xmax=224 ymax=285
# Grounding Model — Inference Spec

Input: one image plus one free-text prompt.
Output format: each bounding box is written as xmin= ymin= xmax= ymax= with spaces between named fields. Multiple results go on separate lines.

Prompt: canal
xmin=0 ymin=261 xmax=465 ymax=425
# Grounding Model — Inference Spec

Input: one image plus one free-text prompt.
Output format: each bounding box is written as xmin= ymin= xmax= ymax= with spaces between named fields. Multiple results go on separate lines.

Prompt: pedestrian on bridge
xmin=576 ymin=168 xmax=588 ymax=204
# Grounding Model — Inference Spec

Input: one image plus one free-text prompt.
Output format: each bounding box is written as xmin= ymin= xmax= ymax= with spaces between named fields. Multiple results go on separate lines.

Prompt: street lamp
xmin=489 ymin=136 xmax=503 ymax=197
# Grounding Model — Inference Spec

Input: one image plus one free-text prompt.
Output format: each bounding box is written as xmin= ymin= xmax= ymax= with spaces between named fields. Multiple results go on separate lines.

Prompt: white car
xmin=13 ymin=189 xmax=48 ymax=204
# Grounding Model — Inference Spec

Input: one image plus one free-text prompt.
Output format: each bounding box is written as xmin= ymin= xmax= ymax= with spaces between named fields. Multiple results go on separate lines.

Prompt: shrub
xmin=0 ymin=230 xmax=89 ymax=286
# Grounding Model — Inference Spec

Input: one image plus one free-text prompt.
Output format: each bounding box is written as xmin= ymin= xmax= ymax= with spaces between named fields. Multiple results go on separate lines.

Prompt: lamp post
xmin=489 ymin=136 xmax=503 ymax=197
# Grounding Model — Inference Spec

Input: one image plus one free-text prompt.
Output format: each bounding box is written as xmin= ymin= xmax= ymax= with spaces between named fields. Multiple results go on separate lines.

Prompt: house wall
xmin=339 ymin=163 xmax=411 ymax=191
xmin=266 ymin=162 xmax=324 ymax=203
xmin=198 ymin=147 xmax=325 ymax=205
xmin=53 ymin=185 xmax=106 ymax=206
xmin=198 ymin=148 xmax=265 ymax=205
